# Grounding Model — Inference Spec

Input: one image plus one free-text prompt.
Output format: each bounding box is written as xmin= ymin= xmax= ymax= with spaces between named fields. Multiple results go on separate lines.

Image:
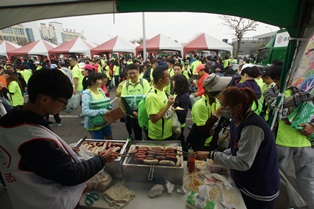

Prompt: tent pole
xmin=142 ymin=12 xmax=146 ymax=61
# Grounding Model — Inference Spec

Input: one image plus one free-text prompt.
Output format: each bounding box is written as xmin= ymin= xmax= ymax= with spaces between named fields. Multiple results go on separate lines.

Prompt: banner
xmin=291 ymin=34 xmax=314 ymax=94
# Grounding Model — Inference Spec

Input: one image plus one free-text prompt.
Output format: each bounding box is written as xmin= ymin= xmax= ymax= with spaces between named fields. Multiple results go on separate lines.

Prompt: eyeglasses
xmin=56 ymin=98 xmax=68 ymax=106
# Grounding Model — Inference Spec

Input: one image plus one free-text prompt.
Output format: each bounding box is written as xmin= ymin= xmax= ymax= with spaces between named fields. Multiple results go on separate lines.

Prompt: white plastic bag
xmin=74 ymin=143 xmax=112 ymax=192
xmin=67 ymin=94 xmax=80 ymax=110
xmin=172 ymin=112 xmax=181 ymax=140
xmin=275 ymin=169 xmax=307 ymax=208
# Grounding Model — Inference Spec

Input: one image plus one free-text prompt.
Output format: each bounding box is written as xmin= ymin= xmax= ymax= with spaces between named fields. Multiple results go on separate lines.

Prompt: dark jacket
xmin=0 ymin=110 xmax=106 ymax=186
xmin=173 ymin=92 xmax=190 ymax=125
xmin=230 ymin=112 xmax=280 ymax=200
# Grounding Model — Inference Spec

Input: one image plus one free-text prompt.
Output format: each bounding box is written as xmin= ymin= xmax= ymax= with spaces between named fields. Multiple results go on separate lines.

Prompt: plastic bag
xmin=288 ymin=101 xmax=314 ymax=140
xmin=148 ymin=184 xmax=164 ymax=198
xmin=172 ymin=112 xmax=181 ymax=140
xmin=87 ymin=170 xmax=112 ymax=192
xmin=73 ymin=143 xmax=112 ymax=192
xmin=102 ymin=183 xmax=135 ymax=209
xmin=186 ymin=190 xmax=216 ymax=209
xmin=275 ymin=168 xmax=307 ymax=208
xmin=67 ymin=94 xmax=80 ymax=110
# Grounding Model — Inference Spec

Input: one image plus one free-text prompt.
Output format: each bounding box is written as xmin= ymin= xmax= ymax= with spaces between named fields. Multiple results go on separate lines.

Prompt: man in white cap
xmin=34 ymin=61 xmax=42 ymax=71
xmin=186 ymin=73 xmax=232 ymax=151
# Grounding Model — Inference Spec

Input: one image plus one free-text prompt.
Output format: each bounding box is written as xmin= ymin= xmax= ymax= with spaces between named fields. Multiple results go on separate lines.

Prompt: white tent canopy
xmin=49 ymin=37 xmax=96 ymax=57
xmin=91 ymin=36 xmax=136 ymax=56
xmin=183 ymin=33 xmax=233 ymax=56
xmin=8 ymin=40 xmax=57 ymax=58
xmin=136 ymin=34 xmax=183 ymax=55
xmin=0 ymin=41 xmax=21 ymax=58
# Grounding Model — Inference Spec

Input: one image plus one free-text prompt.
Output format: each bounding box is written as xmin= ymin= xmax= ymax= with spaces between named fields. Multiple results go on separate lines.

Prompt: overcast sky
xmin=39 ymin=12 xmax=279 ymax=45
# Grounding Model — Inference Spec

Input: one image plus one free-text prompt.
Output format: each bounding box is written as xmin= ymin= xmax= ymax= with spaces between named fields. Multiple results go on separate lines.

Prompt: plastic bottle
xmin=187 ymin=148 xmax=195 ymax=173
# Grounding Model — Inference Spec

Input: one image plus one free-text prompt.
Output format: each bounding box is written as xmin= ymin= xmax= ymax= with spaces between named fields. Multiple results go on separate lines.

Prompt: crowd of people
xmin=0 ymin=53 xmax=314 ymax=209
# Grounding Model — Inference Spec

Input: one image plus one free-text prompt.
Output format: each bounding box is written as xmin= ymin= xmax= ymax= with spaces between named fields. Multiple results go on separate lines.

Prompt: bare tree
xmin=220 ymin=16 xmax=258 ymax=58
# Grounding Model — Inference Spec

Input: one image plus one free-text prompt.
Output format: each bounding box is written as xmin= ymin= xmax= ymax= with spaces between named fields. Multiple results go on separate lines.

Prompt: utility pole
xmin=142 ymin=12 xmax=146 ymax=61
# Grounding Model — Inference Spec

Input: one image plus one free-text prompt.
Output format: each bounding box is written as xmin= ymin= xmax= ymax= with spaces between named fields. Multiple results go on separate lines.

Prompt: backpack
xmin=137 ymin=88 xmax=156 ymax=130
xmin=125 ymin=78 xmax=144 ymax=91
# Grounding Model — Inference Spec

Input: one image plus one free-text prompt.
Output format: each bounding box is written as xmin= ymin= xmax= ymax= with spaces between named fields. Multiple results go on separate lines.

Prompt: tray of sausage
xmin=122 ymin=141 xmax=184 ymax=185
xmin=80 ymin=139 xmax=128 ymax=179
xmin=126 ymin=145 xmax=182 ymax=167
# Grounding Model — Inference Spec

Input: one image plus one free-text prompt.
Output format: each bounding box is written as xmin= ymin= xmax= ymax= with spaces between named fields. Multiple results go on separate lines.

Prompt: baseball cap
xmin=196 ymin=64 xmax=206 ymax=73
xmin=203 ymin=74 xmax=232 ymax=93
xmin=34 ymin=61 xmax=40 ymax=65
xmin=50 ymin=64 xmax=58 ymax=69
xmin=82 ymin=64 xmax=93 ymax=71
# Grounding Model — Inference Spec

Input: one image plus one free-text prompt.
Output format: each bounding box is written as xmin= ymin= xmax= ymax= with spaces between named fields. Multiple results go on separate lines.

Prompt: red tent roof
xmin=136 ymin=34 xmax=183 ymax=54
xmin=0 ymin=41 xmax=21 ymax=58
xmin=91 ymin=36 xmax=135 ymax=56
xmin=184 ymin=33 xmax=232 ymax=55
xmin=8 ymin=40 xmax=56 ymax=58
xmin=49 ymin=37 xmax=95 ymax=57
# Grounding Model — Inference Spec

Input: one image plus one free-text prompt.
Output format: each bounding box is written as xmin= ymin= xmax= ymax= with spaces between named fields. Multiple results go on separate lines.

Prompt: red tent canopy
xmin=183 ymin=33 xmax=233 ymax=56
xmin=0 ymin=41 xmax=21 ymax=58
xmin=90 ymin=36 xmax=136 ymax=57
xmin=49 ymin=37 xmax=95 ymax=57
xmin=136 ymin=34 xmax=183 ymax=55
xmin=8 ymin=40 xmax=57 ymax=59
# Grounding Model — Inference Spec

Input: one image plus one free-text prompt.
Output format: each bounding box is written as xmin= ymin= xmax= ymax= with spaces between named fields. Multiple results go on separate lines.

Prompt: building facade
xmin=0 ymin=24 xmax=28 ymax=45
xmin=62 ymin=29 xmax=86 ymax=43
xmin=0 ymin=21 xmax=85 ymax=46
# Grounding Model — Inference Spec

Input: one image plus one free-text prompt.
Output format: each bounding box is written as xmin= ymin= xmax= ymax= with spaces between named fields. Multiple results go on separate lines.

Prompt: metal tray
xmin=122 ymin=140 xmax=184 ymax=185
xmin=80 ymin=139 xmax=128 ymax=179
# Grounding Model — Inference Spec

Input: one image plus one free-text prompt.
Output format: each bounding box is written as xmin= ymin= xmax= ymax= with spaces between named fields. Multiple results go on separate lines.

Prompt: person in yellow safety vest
xmin=113 ymin=60 xmax=120 ymax=87
xmin=191 ymin=56 xmax=202 ymax=76
xmin=232 ymin=57 xmax=238 ymax=64
xmin=166 ymin=58 xmax=175 ymax=78
xmin=103 ymin=61 xmax=112 ymax=90
xmin=34 ymin=61 xmax=42 ymax=71
xmin=222 ymin=56 xmax=230 ymax=69
xmin=183 ymin=60 xmax=191 ymax=80
xmin=100 ymin=56 xmax=106 ymax=67
xmin=126 ymin=56 xmax=133 ymax=65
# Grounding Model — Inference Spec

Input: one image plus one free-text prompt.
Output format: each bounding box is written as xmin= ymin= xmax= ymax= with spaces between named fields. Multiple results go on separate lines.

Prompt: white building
xmin=0 ymin=24 xmax=28 ymax=45
xmin=49 ymin=22 xmax=64 ymax=45
xmin=22 ymin=21 xmax=41 ymax=42
xmin=0 ymin=21 xmax=85 ymax=46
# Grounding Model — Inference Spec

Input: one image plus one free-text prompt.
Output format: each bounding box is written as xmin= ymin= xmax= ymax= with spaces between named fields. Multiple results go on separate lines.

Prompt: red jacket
xmin=197 ymin=73 xmax=209 ymax=96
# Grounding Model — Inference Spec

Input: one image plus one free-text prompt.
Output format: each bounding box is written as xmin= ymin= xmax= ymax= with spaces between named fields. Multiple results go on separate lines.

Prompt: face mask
xmin=221 ymin=109 xmax=232 ymax=119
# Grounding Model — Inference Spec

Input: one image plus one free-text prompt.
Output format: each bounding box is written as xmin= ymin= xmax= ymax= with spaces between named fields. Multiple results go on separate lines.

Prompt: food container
xmin=195 ymin=160 xmax=206 ymax=170
xmin=206 ymin=159 xmax=229 ymax=174
xmin=79 ymin=139 xmax=128 ymax=179
xmin=122 ymin=140 xmax=184 ymax=185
